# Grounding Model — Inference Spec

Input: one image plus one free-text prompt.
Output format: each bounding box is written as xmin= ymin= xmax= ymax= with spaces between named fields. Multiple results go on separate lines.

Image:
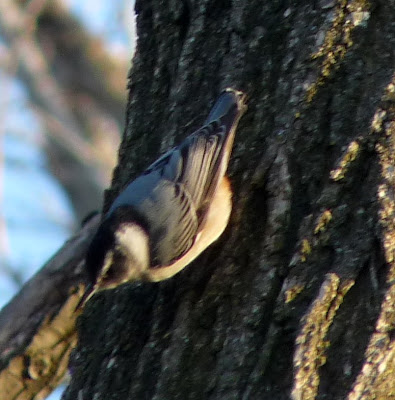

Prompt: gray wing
xmin=146 ymin=122 xmax=225 ymax=216
xmin=145 ymin=89 xmax=245 ymax=222
xmin=109 ymin=89 xmax=246 ymax=266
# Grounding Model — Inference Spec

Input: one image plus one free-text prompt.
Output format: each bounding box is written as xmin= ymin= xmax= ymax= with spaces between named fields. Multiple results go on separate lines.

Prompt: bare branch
xmin=0 ymin=0 xmax=128 ymax=219
xmin=0 ymin=214 xmax=99 ymax=400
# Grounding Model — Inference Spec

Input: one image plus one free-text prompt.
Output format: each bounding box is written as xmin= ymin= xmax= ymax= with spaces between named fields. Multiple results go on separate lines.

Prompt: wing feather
xmin=109 ymin=89 xmax=246 ymax=266
xmin=144 ymin=121 xmax=233 ymax=264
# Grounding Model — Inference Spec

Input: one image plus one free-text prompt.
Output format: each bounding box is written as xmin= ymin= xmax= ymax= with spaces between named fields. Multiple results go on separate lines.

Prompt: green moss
xmin=330 ymin=140 xmax=361 ymax=181
xmin=292 ymin=274 xmax=355 ymax=399
xmin=301 ymin=239 xmax=312 ymax=262
xmin=285 ymin=284 xmax=305 ymax=303
xmin=307 ymin=0 xmax=371 ymax=102
xmin=314 ymin=210 xmax=333 ymax=234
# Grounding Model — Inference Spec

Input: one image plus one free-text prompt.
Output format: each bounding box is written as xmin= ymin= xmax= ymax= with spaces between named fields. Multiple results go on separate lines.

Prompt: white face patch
xmin=115 ymin=223 xmax=149 ymax=272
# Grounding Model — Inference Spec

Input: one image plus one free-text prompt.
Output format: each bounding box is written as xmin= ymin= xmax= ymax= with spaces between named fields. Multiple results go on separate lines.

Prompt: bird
xmin=76 ymin=88 xmax=247 ymax=310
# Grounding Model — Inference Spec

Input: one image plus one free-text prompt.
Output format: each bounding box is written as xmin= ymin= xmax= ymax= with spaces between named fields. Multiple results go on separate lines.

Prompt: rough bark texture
xmin=65 ymin=1 xmax=395 ymax=400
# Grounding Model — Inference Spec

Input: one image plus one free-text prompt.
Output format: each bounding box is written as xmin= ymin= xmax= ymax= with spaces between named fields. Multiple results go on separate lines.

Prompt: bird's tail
xmin=204 ymin=88 xmax=247 ymax=189
xmin=204 ymin=88 xmax=247 ymax=127
xmin=183 ymin=88 xmax=246 ymax=229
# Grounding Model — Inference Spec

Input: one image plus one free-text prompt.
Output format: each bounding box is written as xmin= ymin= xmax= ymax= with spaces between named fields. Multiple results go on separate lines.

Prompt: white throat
xmin=115 ymin=223 xmax=150 ymax=270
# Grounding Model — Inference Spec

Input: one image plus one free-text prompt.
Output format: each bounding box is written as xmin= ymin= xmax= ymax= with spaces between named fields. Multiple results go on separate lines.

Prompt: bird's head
xmin=76 ymin=209 xmax=150 ymax=310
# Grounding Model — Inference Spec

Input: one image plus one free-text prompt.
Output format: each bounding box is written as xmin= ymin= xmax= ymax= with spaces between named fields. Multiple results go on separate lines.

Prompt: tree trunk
xmin=64 ymin=1 xmax=395 ymax=399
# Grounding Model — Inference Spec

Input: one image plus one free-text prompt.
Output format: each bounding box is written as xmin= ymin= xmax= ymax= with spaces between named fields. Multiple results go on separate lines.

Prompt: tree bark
xmin=60 ymin=1 xmax=395 ymax=399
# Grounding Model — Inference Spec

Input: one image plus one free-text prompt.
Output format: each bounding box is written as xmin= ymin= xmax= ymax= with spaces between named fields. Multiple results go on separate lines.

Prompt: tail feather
xmin=204 ymin=88 xmax=247 ymax=125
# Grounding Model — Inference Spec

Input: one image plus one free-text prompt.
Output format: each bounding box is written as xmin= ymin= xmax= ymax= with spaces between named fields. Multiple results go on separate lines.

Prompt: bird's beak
xmin=74 ymin=283 xmax=97 ymax=312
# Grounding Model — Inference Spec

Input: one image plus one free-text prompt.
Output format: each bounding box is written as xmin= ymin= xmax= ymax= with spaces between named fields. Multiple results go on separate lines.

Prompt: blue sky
xmin=0 ymin=76 xmax=74 ymax=304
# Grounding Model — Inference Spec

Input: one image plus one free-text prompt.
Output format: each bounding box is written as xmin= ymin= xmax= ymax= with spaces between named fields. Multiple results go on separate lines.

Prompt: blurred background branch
xmin=0 ymin=0 xmax=130 ymax=220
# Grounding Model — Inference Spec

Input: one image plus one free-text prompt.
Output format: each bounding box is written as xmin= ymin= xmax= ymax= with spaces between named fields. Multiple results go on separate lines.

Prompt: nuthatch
xmin=77 ymin=88 xmax=247 ymax=309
